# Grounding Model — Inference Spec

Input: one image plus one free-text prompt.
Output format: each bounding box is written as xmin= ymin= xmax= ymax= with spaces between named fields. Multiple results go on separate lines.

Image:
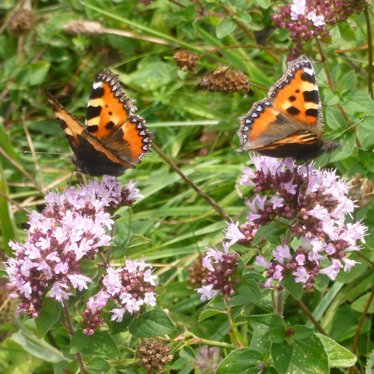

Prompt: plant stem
xmin=275 ymin=288 xmax=284 ymax=316
xmin=225 ymin=305 xmax=244 ymax=347
xmin=351 ymin=286 xmax=374 ymax=355
xmin=296 ymin=299 xmax=327 ymax=335
xmin=364 ymin=8 xmax=373 ymax=99
xmin=315 ymin=39 xmax=350 ymax=125
xmin=62 ymin=301 xmax=88 ymax=374
xmin=152 ymin=143 xmax=231 ymax=222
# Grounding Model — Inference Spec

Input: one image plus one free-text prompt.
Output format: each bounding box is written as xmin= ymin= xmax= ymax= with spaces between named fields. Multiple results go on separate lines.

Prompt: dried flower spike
xmin=200 ymin=66 xmax=249 ymax=93
xmin=63 ymin=20 xmax=105 ymax=35
xmin=173 ymin=50 xmax=200 ymax=72
xmin=349 ymin=173 xmax=374 ymax=208
xmin=136 ymin=338 xmax=173 ymax=373
xmin=188 ymin=255 xmax=208 ymax=286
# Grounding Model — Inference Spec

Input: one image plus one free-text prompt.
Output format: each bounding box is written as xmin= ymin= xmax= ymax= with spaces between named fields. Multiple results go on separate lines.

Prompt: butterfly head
xmin=323 ymin=140 xmax=339 ymax=154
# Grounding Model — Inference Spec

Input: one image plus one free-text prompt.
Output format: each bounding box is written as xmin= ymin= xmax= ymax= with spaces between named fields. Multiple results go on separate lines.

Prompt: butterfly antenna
xmin=332 ymin=115 xmax=368 ymax=140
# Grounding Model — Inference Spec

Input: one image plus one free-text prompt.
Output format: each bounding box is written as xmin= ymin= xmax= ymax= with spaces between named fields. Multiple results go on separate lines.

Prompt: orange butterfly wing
xmin=238 ymin=56 xmax=326 ymax=160
xmin=84 ymin=69 xmax=151 ymax=165
xmin=47 ymin=69 xmax=152 ymax=176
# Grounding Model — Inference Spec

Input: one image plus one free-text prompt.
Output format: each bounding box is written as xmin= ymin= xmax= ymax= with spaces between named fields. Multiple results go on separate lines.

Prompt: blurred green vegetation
xmin=0 ymin=0 xmax=373 ymax=373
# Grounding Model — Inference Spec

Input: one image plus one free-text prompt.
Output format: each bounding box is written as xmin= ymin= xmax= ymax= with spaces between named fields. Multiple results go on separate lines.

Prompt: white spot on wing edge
xmin=303 ymin=67 xmax=314 ymax=76
xmin=93 ymin=81 xmax=103 ymax=89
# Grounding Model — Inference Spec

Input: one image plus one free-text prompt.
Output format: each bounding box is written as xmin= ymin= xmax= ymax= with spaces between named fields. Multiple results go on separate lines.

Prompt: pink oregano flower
xmin=83 ymin=259 xmax=157 ymax=335
xmin=241 ymin=156 xmax=366 ymax=288
xmin=5 ymin=177 xmax=142 ymax=317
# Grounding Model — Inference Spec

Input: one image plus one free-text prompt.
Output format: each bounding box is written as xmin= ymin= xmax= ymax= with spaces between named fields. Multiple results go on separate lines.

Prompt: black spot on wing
xmin=86 ymin=106 xmax=102 ymax=120
xmin=301 ymin=72 xmax=315 ymax=83
xmin=105 ymin=121 xmax=115 ymax=130
xmin=57 ymin=119 xmax=67 ymax=129
xmin=287 ymin=106 xmax=301 ymax=115
xmin=289 ymin=95 xmax=296 ymax=102
xmin=86 ymin=125 xmax=99 ymax=133
xmin=89 ymin=86 xmax=105 ymax=99
xmin=305 ymin=108 xmax=319 ymax=117
xmin=303 ymin=90 xmax=319 ymax=104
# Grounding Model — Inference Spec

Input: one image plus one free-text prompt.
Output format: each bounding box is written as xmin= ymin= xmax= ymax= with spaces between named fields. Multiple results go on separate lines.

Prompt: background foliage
xmin=0 ymin=0 xmax=373 ymax=373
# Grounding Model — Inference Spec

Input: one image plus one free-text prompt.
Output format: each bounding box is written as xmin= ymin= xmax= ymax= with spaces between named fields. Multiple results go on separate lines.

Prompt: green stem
xmin=315 ymin=39 xmax=350 ymax=124
xmin=172 ymin=331 xmax=235 ymax=349
xmin=275 ymin=288 xmax=284 ymax=316
xmin=152 ymin=143 xmax=231 ymax=222
xmin=226 ymin=304 xmax=244 ymax=347
xmin=364 ymin=8 xmax=373 ymax=99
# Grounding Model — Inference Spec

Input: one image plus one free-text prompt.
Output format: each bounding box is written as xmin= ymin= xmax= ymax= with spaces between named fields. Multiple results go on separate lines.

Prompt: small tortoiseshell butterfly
xmin=237 ymin=56 xmax=337 ymax=160
xmin=47 ymin=69 xmax=152 ymax=176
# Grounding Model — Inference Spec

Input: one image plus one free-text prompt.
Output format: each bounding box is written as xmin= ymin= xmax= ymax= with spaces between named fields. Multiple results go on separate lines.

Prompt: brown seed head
xmin=136 ymin=338 xmax=173 ymax=373
xmin=200 ymin=66 xmax=249 ymax=93
xmin=8 ymin=9 xmax=35 ymax=36
xmin=173 ymin=50 xmax=200 ymax=72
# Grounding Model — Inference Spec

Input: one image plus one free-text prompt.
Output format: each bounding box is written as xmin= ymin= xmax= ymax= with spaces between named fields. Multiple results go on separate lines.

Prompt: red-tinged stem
xmin=63 ymin=301 xmax=88 ymax=374
xmin=296 ymin=299 xmax=326 ymax=335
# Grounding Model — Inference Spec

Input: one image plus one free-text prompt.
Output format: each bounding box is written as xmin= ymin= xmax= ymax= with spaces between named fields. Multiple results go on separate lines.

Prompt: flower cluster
xmin=194 ymin=346 xmax=221 ymax=373
xmin=5 ymin=177 xmax=142 ymax=317
xmin=196 ymin=223 xmax=241 ymax=301
xmin=240 ymin=156 xmax=366 ymax=288
xmin=273 ymin=0 xmax=370 ymax=47
xmin=83 ymin=259 xmax=157 ymax=335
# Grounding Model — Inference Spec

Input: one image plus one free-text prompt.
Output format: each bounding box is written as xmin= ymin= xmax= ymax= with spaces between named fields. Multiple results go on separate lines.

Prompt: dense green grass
xmin=0 ymin=0 xmax=373 ymax=373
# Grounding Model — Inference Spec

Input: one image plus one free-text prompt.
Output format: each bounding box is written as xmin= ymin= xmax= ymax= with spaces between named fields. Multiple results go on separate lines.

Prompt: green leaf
xmin=0 ymin=167 xmax=15 ymax=255
xmin=216 ymin=348 xmax=263 ymax=374
xmin=109 ymin=313 xmax=134 ymax=334
xmin=351 ymin=292 xmax=374 ymax=313
xmin=199 ymin=308 xmax=226 ymax=322
xmin=35 ymin=298 xmax=61 ymax=337
xmin=129 ymin=308 xmax=175 ymax=337
xmin=248 ymin=314 xmax=285 ymax=352
xmin=365 ymin=350 xmax=374 ymax=374
xmin=289 ymin=333 xmax=329 ymax=373
xmin=343 ymin=90 xmax=374 ymax=115
xmin=11 ymin=330 xmax=66 ymax=363
xmin=216 ymin=18 xmax=237 ymax=39
xmin=70 ymin=330 xmax=91 ymax=354
xmin=271 ymin=342 xmax=293 ymax=373
xmin=282 ymin=276 xmax=303 ymax=300
xmin=248 ymin=314 xmax=285 ymax=329
xmin=356 ymin=118 xmax=374 ymax=149
xmin=253 ymin=221 xmax=285 ymax=246
xmin=255 ymin=0 xmax=271 ymax=8
xmin=18 ymin=61 xmax=50 ymax=86
xmin=317 ymin=334 xmax=356 ymax=368
xmin=86 ymin=357 xmax=111 ymax=373
xmin=89 ymin=331 xmax=120 ymax=358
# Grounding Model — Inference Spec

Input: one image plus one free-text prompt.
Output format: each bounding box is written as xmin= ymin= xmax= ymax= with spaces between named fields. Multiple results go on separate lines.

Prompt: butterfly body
xmin=47 ymin=69 xmax=151 ymax=176
xmin=238 ymin=56 xmax=337 ymax=160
